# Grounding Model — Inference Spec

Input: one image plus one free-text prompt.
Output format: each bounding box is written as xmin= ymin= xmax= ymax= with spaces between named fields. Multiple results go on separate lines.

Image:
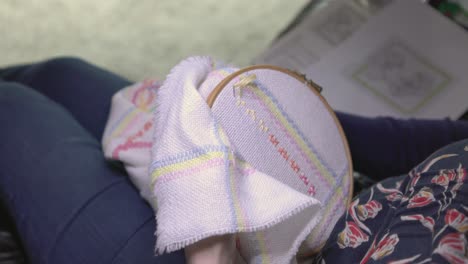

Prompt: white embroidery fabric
xmin=103 ymin=56 xmax=351 ymax=263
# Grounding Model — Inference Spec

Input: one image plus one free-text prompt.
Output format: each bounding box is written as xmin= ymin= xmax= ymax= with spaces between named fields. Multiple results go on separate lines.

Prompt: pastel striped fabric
xmin=221 ymin=77 xmax=350 ymax=253
xmin=102 ymin=79 xmax=160 ymax=206
xmin=208 ymin=65 xmax=351 ymax=261
xmin=102 ymin=56 xmax=350 ymax=263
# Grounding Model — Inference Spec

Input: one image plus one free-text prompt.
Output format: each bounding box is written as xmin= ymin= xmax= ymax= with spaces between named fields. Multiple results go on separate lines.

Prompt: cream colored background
xmin=1 ymin=0 xmax=307 ymax=80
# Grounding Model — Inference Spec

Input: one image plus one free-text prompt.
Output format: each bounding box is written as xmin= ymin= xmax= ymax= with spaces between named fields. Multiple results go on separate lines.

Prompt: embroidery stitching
xmin=233 ymin=75 xmax=317 ymax=196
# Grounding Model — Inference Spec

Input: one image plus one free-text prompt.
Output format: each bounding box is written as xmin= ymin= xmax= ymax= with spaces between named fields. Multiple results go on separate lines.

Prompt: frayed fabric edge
xmin=154 ymin=196 xmax=322 ymax=256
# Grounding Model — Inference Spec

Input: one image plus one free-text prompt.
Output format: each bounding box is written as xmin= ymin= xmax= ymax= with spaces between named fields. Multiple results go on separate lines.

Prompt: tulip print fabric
xmin=317 ymin=139 xmax=468 ymax=264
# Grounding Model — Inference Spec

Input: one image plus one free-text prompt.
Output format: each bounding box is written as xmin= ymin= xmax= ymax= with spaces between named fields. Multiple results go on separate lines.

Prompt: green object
xmin=436 ymin=2 xmax=468 ymax=28
xmin=438 ymin=2 xmax=462 ymax=18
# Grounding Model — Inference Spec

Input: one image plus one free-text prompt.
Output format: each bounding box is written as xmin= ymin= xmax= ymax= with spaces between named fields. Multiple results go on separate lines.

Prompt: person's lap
xmin=0 ymin=61 xmax=185 ymax=263
xmin=0 ymin=57 xmax=131 ymax=139
xmin=1 ymin=57 xmax=468 ymax=263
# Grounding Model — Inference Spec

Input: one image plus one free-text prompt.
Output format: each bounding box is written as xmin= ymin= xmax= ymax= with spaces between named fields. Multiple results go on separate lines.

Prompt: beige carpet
xmin=1 ymin=0 xmax=306 ymax=80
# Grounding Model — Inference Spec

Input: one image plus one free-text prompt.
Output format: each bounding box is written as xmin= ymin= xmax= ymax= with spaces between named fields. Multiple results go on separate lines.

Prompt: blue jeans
xmin=0 ymin=57 xmax=467 ymax=263
xmin=0 ymin=58 xmax=185 ymax=263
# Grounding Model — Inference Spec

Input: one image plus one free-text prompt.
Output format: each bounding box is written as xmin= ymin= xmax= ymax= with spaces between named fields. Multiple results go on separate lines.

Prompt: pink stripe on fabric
xmin=308 ymin=191 xmax=346 ymax=247
xmin=119 ymin=112 xmax=145 ymax=137
xmin=154 ymin=158 xmax=225 ymax=186
xmin=112 ymin=141 xmax=152 ymax=159
xmin=245 ymin=89 xmax=331 ymax=190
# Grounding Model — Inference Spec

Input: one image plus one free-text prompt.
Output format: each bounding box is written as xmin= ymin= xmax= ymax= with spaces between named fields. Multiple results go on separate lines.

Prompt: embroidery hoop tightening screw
xmin=290 ymin=70 xmax=323 ymax=94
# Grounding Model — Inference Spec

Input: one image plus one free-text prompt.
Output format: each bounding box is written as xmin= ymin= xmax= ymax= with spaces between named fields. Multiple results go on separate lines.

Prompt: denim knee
xmin=0 ymin=82 xmax=49 ymax=103
xmin=37 ymin=57 xmax=88 ymax=72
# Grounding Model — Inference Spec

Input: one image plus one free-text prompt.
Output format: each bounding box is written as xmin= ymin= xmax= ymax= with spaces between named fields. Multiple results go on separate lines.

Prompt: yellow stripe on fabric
xmin=250 ymin=88 xmax=336 ymax=186
xmin=227 ymin=151 xmax=247 ymax=230
xmin=151 ymin=151 xmax=225 ymax=183
xmin=217 ymin=127 xmax=230 ymax=148
xmin=306 ymin=187 xmax=345 ymax=243
xmin=255 ymin=231 xmax=270 ymax=264
xmin=216 ymin=125 xmax=264 ymax=258
xmin=109 ymin=109 xmax=140 ymax=138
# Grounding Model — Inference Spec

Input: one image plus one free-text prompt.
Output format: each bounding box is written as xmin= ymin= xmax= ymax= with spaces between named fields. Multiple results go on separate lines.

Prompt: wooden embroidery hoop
xmin=206 ymin=64 xmax=354 ymax=203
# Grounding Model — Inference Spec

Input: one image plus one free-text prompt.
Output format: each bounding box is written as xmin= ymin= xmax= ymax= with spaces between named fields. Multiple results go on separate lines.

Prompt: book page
xmin=305 ymin=0 xmax=468 ymax=119
xmin=254 ymin=0 xmax=392 ymax=69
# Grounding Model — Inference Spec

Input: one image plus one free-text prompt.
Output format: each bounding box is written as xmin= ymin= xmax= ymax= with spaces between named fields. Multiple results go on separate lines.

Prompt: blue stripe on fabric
xmin=254 ymin=80 xmax=340 ymax=180
xmin=150 ymin=145 xmax=227 ymax=170
xmin=212 ymin=121 xmax=238 ymax=229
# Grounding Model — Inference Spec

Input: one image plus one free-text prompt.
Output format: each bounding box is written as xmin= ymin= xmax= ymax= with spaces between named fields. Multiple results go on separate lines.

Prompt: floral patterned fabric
xmin=317 ymin=139 xmax=468 ymax=264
